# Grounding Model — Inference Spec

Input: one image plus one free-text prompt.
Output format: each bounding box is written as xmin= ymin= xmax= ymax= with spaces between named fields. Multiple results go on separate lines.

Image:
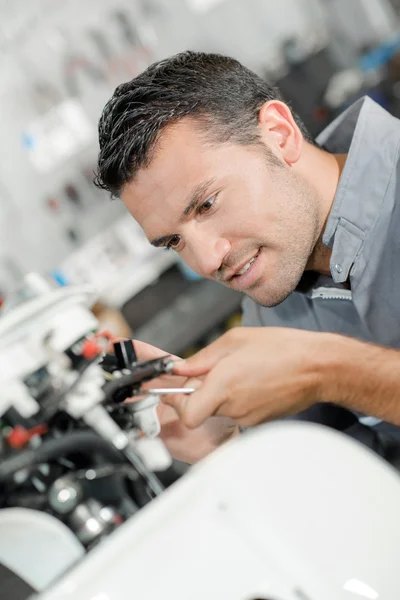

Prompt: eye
xmin=165 ymin=234 xmax=181 ymax=251
xmin=198 ymin=195 xmax=216 ymax=215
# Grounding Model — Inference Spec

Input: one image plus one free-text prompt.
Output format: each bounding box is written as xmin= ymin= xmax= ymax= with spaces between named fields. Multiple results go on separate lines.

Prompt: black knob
xmin=113 ymin=340 xmax=137 ymax=369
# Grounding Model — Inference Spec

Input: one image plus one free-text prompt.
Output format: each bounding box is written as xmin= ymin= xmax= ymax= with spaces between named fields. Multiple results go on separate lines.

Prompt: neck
xmin=300 ymin=144 xmax=347 ymax=275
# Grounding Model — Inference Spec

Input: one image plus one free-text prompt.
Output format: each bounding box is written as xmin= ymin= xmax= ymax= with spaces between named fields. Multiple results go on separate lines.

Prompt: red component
xmin=113 ymin=514 xmax=124 ymax=525
xmin=28 ymin=424 xmax=48 ymax=438
xmin=81 ymin=338 xmax=102 ymax=360
xmin=7 ymin=424 xmax=48 ymax=449
xmin=94 ymin=331 xmax=120 ymax=353
xmin=94 ymin=331 xmax=115 ymax=343
xmin=7 ymin=426 xmax=28 ymax=449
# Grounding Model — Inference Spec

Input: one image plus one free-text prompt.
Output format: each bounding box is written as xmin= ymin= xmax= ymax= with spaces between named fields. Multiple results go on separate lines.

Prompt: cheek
xmin=180 ymin=249 xmax=197 ymax=271
xmin=225 ymin=197 xmax=271 ymax=239
xmin=219 ymin=198 xmax=259 ymax=235
xmin=234 ymin=173 xmax=276 ymax=220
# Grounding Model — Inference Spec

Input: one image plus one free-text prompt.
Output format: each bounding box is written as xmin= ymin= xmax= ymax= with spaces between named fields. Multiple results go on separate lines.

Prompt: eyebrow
xmin=150 ymin=177 xmax=217 ymax=247
xmin=180 ymin=177 xmax=217 ymax=221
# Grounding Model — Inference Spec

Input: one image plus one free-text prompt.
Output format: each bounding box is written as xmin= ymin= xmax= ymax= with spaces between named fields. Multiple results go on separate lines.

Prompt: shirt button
xmin=335 ymin=263 xmax=343 ymax=274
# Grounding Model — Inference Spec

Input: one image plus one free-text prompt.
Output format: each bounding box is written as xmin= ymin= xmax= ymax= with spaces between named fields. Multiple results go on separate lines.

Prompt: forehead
xmin=121 ymin=119 xmax=217 ymax=221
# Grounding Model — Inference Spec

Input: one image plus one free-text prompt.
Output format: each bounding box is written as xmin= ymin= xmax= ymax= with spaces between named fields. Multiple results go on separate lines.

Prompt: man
xmin=95 ymin=51 xmax=400 ymax=461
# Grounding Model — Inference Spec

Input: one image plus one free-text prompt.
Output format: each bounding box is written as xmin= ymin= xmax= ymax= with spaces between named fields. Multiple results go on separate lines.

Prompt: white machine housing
xmin=35 ymin=421 xmax=400 ymax=600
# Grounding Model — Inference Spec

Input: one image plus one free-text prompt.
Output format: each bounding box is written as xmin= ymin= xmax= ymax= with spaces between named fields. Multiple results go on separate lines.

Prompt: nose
xmin=186 ymin=233 xmax=231 ymax=278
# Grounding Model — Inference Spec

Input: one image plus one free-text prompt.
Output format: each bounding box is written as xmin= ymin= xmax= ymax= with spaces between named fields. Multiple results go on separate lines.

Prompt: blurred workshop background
xmin=1 ymin=0 xmax=400 ymax=356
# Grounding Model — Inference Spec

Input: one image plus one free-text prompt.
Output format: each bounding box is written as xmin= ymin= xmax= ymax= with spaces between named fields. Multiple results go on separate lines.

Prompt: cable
xmin=123 ymin=447 xmax=164 ymax=497
xmin=0 ymin=432 xmax=124 ymax=483
xmin=0 ymin=431 xmax=164 ymax=497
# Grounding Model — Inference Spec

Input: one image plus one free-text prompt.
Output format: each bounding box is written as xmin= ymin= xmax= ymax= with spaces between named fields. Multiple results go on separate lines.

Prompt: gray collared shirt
xmin=243 ymin=96 xmax=400 ymax=349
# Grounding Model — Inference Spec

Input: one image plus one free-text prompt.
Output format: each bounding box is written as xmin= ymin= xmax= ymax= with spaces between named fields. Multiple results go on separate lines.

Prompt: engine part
xmin=67 ymin=498 xmax=119 ymax=547
xmin=0 ymin=275 xmax=180 ymax=565
xmin=48 ymin=477 xmax=82 ymax=515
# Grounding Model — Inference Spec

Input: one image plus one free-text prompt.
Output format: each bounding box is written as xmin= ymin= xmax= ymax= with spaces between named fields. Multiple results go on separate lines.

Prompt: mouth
xmin=224 ymin=249 xmax=263 ymax=291
xmin=230 ymin=250 xmax=260 ymax=280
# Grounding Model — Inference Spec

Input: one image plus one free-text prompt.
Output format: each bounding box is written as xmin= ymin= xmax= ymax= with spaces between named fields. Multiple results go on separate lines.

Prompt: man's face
xmin=122 ymin=119 xmax=321 ymax=307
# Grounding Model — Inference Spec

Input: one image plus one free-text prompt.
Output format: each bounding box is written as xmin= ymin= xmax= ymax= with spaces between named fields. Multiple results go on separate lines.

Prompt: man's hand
xmin=169 ymin=327 xmax=328 ymax=428
xmin=157 ymin=402 xmax=238 ymax=464
xmin=122 ymin=339 xmax=238 ymax=462
xmin=132 ymin=339 xmax=187 ymax=390
xmin=114 ymin=331 xmax=400 ymax=437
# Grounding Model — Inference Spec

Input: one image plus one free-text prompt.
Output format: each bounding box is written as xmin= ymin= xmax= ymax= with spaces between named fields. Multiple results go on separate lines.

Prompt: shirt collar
xmin=317 ymin=96 xmax=399 ymax=284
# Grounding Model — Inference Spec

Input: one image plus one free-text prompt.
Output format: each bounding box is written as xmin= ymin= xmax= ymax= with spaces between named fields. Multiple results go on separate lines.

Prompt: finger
xmin=159 ymin=377 xmax=202 ymax=414
xmin=173 ymin=335 xmax=236 ymax=378
xmin=140 ymin=373 xmax=187 ymax=390
xmin=133 ymin=339 xmax=179 ymax=361
xmin=162 ymin=372 xmax=226 ymax=428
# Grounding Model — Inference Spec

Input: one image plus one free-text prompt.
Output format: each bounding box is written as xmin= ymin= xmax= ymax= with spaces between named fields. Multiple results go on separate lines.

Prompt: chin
xmin=246 ymin=280 xmax=298 ymax=308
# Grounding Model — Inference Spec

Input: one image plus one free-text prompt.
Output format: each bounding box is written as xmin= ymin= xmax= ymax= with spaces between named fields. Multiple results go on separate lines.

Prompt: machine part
xmin=0 ymin=432 xmax=125 ymax=484
xmin=125 ymin=388 xmax=195 ymax=439
xmin=5 ymin=491 xmax=48 ymax=512
xmin=0 ymin=508 xmax=84 ymax=593
xmin=135 ymin=438 xmax=173 ymax=472
xmin=48 ymin=477 xmax=82 ymax=515
xmin=24 ymin=366 xmax=52 ymax=402
xmin=99 ymin=352 xmax=119 ymax=373
xmin=82 ymin=404 xmax=164 ymax=497
xmin=0 ymin=281 xmax=97 ymax=383
xmin=122 ymin=447 xmax=164 ymax=498
xmin=101 ymin=356 xmax=174 ymax=403
xmin=6 ymin=424 xmax=48 ymax=450
xmin=82 ymin=404 xmax=129 ymax=451
xmin=62 ymin=364 xmax=106 ymax=420
xmin=49 ymin=465 xmax=141 ymax=520
xmin=67 ymin=498 xmax=119 ymax=547
xmin=1 ymin=381 xmax=40 ymax=420
xmin=113 ymin=340 xmax=137 ymax=370
xmin=127 ymin=395 xmax=160 ymax=438
xmin=0 ymin=277 xmax=179 ymax=582
xmin=38 ymin=358 xmax=102 ymax=424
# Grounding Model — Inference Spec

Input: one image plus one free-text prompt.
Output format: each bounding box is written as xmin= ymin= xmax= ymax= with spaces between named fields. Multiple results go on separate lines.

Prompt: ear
xmin=258 ymin=100 xmax=303 ymax=165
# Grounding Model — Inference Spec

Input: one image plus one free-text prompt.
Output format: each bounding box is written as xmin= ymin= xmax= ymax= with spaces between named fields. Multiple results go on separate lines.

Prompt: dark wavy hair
xmin=95 ymin=51 xmax=312 ymax=198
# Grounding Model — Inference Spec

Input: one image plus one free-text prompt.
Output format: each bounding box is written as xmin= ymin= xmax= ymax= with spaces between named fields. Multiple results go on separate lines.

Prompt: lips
xmin=236 ymin=256 xmax=257 ymax=276
xmin=229 ymin=250 xmax=260 ymax=280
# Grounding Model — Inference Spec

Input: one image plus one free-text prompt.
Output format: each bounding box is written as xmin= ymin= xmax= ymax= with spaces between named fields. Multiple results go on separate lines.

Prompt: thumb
xmin=173 ymin=335 xmax=234 ymax=378
xmin=162 ymin=371 xmax=225 ymax=429
xmin=133 ymin=339 xmax=179 ymax=361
